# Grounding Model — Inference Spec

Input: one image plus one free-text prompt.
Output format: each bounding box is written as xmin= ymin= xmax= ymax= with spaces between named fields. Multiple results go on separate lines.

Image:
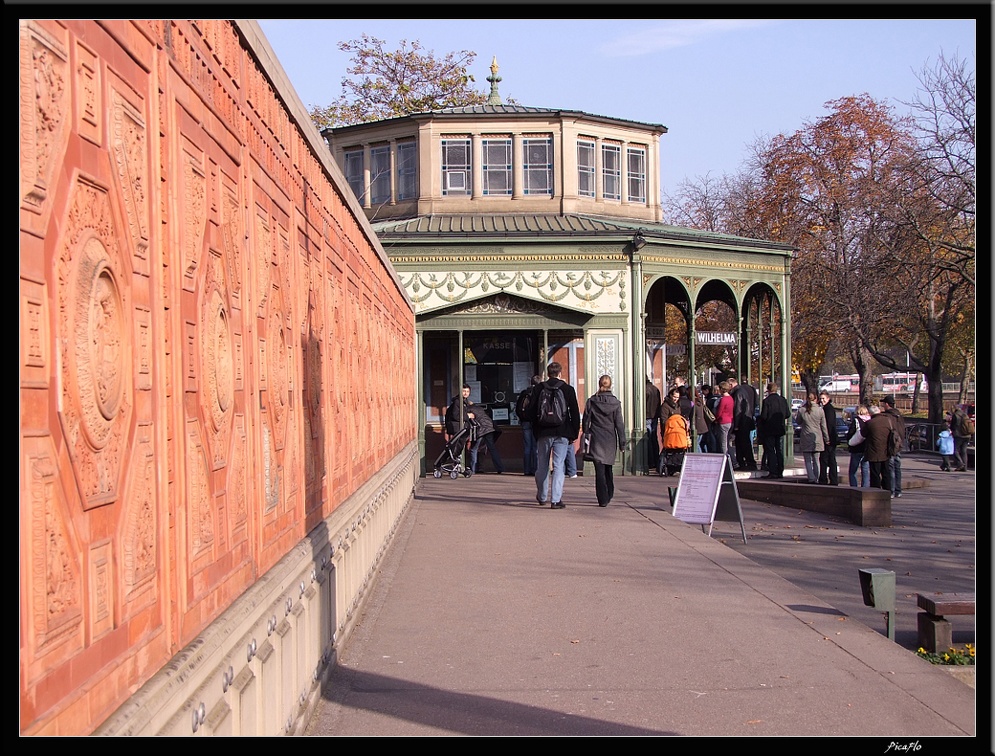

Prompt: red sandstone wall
xmin=19 ymin=19 xmax=415 ymax=735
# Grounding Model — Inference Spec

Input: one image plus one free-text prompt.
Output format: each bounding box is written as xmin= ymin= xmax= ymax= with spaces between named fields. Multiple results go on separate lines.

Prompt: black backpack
xmin=515 ymin=389 xmax=532 ymax=421
xmin=536 ymin=382 xmax=568 ymax=427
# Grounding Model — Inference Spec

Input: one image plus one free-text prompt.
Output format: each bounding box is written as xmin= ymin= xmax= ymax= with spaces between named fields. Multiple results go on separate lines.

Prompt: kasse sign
xmin=695 ymin=332 xmax=737 ymax=346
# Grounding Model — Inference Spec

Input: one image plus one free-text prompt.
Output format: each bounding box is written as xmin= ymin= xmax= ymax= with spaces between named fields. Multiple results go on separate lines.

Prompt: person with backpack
xmin=528 ymin=362 xmax=580 ymax=509
xmin=950 ymin=405 xmax=973 ymax=472
xmin=516 ymin=375 xmax=542 ymax=476
xmin=881 ymin=395 xmax=906 ymax=498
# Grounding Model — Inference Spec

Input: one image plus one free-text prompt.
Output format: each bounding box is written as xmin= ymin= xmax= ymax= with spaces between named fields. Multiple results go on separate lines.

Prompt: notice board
xmin=671 ymin=454 xmax=747 ymax=543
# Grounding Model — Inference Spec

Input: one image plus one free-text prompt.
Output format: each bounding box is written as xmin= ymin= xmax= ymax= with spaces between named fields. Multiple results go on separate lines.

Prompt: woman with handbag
xmin=582 ymin=375 xmax=626 ymax=507
xmin=846 ymin=405 xmax=871 ymax=487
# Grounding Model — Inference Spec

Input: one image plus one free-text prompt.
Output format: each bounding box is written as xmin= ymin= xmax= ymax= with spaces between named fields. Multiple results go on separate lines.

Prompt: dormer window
xmin=442 ymin=138 xmax=471 ymax=196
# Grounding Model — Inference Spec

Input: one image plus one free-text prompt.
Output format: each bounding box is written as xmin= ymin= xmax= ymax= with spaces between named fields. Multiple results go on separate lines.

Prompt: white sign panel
xmin=671 ymin=454 xmax=727 ymax=525
xmin=695 ymin=332 xmax=737 ymax=346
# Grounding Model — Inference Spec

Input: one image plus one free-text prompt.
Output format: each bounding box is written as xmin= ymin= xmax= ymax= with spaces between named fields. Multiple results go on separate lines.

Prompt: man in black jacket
xmin=729 ymin=377 xmax=758 ymax=471
xmin=528 ymin=362 xmax=580 ymax=509
xmin=818 ymin=391 xmax=839 ymax=485
xmin=758 ymin=382 xmax=790 ymax=478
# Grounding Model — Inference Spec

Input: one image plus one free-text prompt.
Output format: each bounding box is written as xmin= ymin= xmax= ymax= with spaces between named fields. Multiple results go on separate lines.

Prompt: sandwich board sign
xmin=671 ymin=454 xmax=747 ymax=543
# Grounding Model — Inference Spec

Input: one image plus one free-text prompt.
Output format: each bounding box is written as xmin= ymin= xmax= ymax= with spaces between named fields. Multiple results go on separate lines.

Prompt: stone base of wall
xmin=94 ymin=444 xmax=418 ymax=737
xmin=736 ymin=480 xmax=893 ymax=527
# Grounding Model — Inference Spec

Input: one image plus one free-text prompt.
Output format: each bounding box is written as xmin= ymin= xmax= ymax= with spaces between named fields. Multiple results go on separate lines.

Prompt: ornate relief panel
xmin=401 ymin=269 xmax=627 ymax=315
xmin=19 ymin=21 xmax=70 ymax=236
xmin=23 ymin=440 xmax=83 ymax=679
xmin=57 ymin=178 xmax=132 ymax=510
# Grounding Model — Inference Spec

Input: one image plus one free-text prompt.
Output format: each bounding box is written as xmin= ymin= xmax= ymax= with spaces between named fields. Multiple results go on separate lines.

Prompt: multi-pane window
xmin=369 ymin=145 xmax=390 ymax=204
xmin=627 ymin=146 xmax=646 ymax=203
xmin=577 ymin=139 xmax=595 ymax=197
xmin=482 ymin=138 xmax=512 ymax=195
xmin=602 ymin=143 xmax=621 ymax=200
xmin=396 ymin=141 xmax=417 ymax=200
xmin=344 ymin=149 xmax=364 ymax=201
xmin=523 ymin=137 xmax=553 ymax=195
xmin=442 ymin=138 xmax=471 ymax=195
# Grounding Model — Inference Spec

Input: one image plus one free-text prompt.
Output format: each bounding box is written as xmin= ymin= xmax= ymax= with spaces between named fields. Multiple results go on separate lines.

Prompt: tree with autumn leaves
xmin=309 ymin=36 xmax=491 ymax=129
xmin=663 ymin=54 xmax=975 ymax=422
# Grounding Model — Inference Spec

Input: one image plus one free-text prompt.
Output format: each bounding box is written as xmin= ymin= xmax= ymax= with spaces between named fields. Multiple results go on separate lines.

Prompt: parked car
xmin=791 ymin=398 xmax=804 ymax=413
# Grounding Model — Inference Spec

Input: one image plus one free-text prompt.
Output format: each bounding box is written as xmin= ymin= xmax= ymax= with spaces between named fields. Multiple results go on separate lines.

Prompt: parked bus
xmin=874 ymin=372 xmax=927 ymax=394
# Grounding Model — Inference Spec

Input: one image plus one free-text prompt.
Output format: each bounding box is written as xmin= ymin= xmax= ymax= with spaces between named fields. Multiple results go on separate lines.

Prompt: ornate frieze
xmin=401 ymin=269 xmax=627 ymax=314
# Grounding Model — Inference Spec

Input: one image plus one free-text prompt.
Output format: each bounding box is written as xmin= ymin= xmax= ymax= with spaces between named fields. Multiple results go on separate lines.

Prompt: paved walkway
xmin=305 ymin=454 xmax=977 ymax=737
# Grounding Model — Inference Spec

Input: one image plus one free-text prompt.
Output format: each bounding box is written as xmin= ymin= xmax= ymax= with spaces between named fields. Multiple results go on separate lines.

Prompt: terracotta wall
xmin=19 ymin=19 xmax=415 ymax=735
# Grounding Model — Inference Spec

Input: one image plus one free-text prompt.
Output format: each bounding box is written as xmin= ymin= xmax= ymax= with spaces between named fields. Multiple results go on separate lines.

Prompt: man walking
xmin=818 ymin=391 xmax=840 ymax=485
xmin=758 ymin=382 xmax=790 ymax=478
xmin=528 ymin=362 xmax=580 ymax=509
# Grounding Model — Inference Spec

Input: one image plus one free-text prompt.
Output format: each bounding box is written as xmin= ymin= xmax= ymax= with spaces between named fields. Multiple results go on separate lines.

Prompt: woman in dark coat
xmin=582 ymin=375 xmax=626 ymax=507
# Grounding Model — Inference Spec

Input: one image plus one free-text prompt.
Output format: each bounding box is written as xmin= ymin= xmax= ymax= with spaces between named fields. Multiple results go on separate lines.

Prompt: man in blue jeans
xmin=528 ymin=362 xmax=580 ymax=509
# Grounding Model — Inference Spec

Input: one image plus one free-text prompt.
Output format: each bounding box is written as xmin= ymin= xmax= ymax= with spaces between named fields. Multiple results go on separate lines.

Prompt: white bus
xmin=874 ymin=372 xmax=927 ymax=394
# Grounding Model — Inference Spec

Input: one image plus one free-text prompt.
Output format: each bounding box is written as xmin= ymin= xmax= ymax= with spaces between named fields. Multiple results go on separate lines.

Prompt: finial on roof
xmin=486 ymin=56 xmax=502 ymax=105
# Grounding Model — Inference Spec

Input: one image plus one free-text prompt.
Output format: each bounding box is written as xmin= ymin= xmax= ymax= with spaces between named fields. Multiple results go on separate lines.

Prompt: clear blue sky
xmin=257 ymin=18 xmax=977 ymax=194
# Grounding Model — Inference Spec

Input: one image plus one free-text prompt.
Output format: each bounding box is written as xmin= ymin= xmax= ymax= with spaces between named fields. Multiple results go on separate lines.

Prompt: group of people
xmin=446 ymin=363 xmax=626 ymax=509
xmin=645 ymin=375 xmax=766 ymax=476
xmin=447 ymin=368 xmax=965 ymax=508
xmin=937 ymin=404 xmax=974 ymax=472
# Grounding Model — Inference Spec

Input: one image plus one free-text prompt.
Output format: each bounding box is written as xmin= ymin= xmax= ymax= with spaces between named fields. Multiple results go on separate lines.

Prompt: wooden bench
xmin=916 ymin=592 xmax=975 ymax=653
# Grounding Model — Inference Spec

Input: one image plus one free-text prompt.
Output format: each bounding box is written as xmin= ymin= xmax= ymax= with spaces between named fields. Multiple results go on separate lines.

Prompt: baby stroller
xmin=433 ymin=424 xmax=475 ymax=479
xmin=659 ymin=414 xmax=691 ymax=477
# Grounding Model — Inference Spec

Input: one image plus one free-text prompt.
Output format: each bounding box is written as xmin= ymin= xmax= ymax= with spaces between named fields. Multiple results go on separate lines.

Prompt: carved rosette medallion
xmin=58 ymin=181 xmax=131 ymax=508
xmin=267 ymin=300 xmax=289 ymax=449
xmin=201 ymin=253 xmax=234 ymax=470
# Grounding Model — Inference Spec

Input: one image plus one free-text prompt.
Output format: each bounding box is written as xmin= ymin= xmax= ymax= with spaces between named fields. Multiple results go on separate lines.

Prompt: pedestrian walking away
xmin=527 ymin=362 xmax=580 ymax=508
xmin=582 ymin=375 xmax=626 ymax=506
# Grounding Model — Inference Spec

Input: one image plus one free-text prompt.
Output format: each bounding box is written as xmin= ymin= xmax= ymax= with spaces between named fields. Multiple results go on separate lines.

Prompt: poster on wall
xmin=514 ymin=362 xmax=535 ymax=393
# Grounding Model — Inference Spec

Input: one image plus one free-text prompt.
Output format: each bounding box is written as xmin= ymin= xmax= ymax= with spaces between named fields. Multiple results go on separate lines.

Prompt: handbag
xmin=848 ymin=421 xmax=864 ymax=447
xmin=582 ymin=433 xmax=595 ymax=461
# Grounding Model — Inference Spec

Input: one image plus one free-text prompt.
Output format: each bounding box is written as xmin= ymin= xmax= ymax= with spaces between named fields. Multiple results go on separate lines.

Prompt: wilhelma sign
xmin=695 ymin=332 xmax=737 ymax=346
